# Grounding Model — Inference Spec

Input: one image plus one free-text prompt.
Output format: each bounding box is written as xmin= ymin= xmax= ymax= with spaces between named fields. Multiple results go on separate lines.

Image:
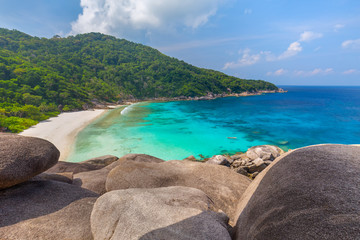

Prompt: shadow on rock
xmin=105 ymin=160 xmax=251 ymax=224
xmin=234 ymin=144 xmax=360 ymax=240
xmin=139 ymin=211 xmax=232 ymax=240
xmin=0 ymin=180 xmax=98 ymax=228
xmin=91 ymin=186 xmax=231 ymax=240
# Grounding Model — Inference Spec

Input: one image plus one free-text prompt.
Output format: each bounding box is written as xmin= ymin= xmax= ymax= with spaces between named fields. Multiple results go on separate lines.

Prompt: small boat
xmin=227 ymin=137 xmax=237 ymax=139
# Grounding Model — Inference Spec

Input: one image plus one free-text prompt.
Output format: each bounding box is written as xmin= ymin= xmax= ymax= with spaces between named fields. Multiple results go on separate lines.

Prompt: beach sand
xmin=19 ymin=109 xmax=107 ymax=161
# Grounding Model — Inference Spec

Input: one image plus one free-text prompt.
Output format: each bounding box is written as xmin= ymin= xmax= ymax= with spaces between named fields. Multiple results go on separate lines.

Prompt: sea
xmin=66 ymin=86 xmax=360 ymax=162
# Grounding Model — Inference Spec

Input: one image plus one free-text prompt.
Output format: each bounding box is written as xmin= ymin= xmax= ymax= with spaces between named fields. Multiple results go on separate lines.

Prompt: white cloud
xmin=267 ymin=67 xmax=335 ymax=77
xmin=334 ymin=24 xmax=345 ymax=32
xmin=223 ymin=30 xmax=323 ymax=68
xmin=278 ymin=41 xmax=302 ymax=59
xmin=267 ymin=68 xmax=334 ymax=77
xmin=275 ymin=31 xmax=322 ymax=60
xmin=294 ymin=68 xmax=334 ymax=76
xmin=244 ymin=8 xmax=252 ymax=15
xmin=311 ymin=68 xmax=322 ymax=75
xmin=71 ymin=0 xmax=224 ymax=37
xmin=267 ymin=68 xmax=287 ymax=76
xmin=324 ymin=68 xmax=334 ymax=74
xmin=274 ymin=68 xmax=287 ymax=76
xmin=262 ymin=51 xmax=276 ymax=62
xmin=293 ymin=70 xmax=305 ymax=76
xmin=223 ymin=48 xmax=261 ymax=69
xmin=299 ymin=31 xmax=323 ymax=42
xmin=342 ymin=39 xmax=360 ymax=49
xmin=343 ymin=69 xmax=358 ymax=75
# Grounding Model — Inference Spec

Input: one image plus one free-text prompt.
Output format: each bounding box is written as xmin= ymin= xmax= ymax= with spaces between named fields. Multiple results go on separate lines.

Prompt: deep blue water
xmin=67 ymin=86 xmax=360 ymax=162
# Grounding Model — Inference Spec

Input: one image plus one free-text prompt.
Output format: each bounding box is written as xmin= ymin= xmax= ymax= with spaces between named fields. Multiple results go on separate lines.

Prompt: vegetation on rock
xmin=0 ymin=28 xmax=278 ymax=132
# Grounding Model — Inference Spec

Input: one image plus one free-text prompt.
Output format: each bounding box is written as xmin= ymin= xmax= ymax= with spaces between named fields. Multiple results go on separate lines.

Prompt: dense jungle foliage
xmin=0 ymin=28 xmax=278 ymax=132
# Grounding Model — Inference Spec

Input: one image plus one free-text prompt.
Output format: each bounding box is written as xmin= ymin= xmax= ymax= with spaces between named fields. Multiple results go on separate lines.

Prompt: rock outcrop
xmin=234 ymin=144 xmax=360 ymax=239
xmin=182 ymin=155 xmax=198 ymax=161
xmin=73 ymin=160 xmax=122 ymax=194
xmin=0 ymin=180 xmax=98 ymax=240
xmin=46 ymin=155 xmax=119 ymax=174
xmin=246 ymin=145 xmax=283 ymax=161
xmin=81 ymin=155 xmax=119 ymax=166
xmin=0 ymin=133 xmax=59 ymax=189
xmin=106 ymin=160 xmax=251 ymax=223
xmin=31 ymin=172 xmax=73 ymax=184
xmin=229 ymin=145 xmax=284 ymax=178
xmin=117 ymin=153 xmax=164 ymax=163
xmin=2 ymin=131 xmax=357 ymax=240
xmin=205 ymin=155 xmax=232 ymax=166
xmin=72 ymin=154 xmax=164 ymax=194
xmin=91 ymin=186 xmax=231 ymax=240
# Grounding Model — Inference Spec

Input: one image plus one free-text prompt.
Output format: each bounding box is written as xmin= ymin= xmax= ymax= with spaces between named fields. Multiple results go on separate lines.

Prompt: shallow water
xmin=66 ymin=86 xmax=360 ymax=162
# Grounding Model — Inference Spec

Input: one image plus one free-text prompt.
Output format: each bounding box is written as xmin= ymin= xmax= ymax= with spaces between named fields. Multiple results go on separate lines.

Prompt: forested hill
xmin=0 ymin=28 xmax=278 ymax=132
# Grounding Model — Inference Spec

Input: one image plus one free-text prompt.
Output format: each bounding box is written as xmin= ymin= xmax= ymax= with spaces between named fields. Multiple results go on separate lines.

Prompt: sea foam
xmin=121 ymin=104 xmax=134 ymax=115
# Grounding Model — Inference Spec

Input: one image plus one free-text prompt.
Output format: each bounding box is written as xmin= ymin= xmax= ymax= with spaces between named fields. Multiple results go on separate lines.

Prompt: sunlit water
xmin=66 ymin=86 xmax=360 ymax=162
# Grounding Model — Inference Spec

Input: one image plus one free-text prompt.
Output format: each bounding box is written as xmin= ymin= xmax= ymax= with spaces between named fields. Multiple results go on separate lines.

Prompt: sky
xmin=0 ymin=0 xmax=359 ymax=86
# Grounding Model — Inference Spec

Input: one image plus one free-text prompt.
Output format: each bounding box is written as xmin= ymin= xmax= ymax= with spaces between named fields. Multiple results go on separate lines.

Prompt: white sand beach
xmin=19 ymin=109 xmax=107 ymax=161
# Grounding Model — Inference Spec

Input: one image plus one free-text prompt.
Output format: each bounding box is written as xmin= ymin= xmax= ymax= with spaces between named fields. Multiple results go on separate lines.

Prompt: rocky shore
xmin=185 ymin=145 xmax=285 ymax=179
xmin=1 ymin=133 xmax=359 ymax=239
xmin=91 ymin=89 xmax=287 ymax=109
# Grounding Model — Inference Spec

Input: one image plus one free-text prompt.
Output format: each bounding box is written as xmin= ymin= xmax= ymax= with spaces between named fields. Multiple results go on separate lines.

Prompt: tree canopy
xmin=0 ymin=28 xmax=278 ymax=132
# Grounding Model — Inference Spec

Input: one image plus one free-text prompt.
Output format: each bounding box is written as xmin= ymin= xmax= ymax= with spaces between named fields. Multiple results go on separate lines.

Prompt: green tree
xmin=0 ymin=27 xmax=278 ymax=133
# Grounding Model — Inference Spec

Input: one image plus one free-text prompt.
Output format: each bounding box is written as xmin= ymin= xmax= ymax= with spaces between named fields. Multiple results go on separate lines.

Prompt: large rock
xmin=0 ymin=180 xmax=98 ymax=240
xmin=31 ymin=172 xmax=73 ymax=184
xmin=118 ymin=153 xmax=164 ymax=163
xmin=46 ymin=155 xmax=118 ymax=174
xmin=0 ymin=134 xmax=59 ymax=189
xmin=46 ymin=161 xmax=101 ymax=174
xmin=91 ymin=186 xmax=231 ymax=240
xmin=81 ymin=155 xmax=119 ymax=166
xmin=73 ymin=160 xmax=122 ymax=194
xmin=106 ymin=160 xmax=251 ymax=223
xmin=234 ymin=144 xmax=360 ymax=239
xmin=183 ymin=155 xmax=198 ymax=161
xmin=246 ymin=145 xmax=283 ymax=161
xmin=73 ymin=154 xmax=164 ymax=194
xmin=206 ymin=155 xmax=232 ymax=166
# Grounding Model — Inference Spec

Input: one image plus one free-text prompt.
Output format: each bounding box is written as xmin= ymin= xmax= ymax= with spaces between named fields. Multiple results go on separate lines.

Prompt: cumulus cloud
xmin=71 ymin=0 xmax=224 ymax=37
xmin=299 ymin=31 xmax=323 ymax=42
xmin=278 ymin=41 xmax=303 ymax=60
xmin=342 ymin=39 xmax=360 ymax=49
xmin=223 ymin=30 xmax=323 ymax=69
xmin=224 ymin=39 xmax=304 ymax=69
xmin=343 ymin=69 xmax=358 ymax=75
xmin=276 ymin=31 xmax=322 ymax=60
xmin=223 ymin=48 xmax=261 ymax=69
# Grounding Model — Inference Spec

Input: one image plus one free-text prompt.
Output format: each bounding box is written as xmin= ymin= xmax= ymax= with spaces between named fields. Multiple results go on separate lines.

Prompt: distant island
xmin=0 ymin=28 xmax=280 ymax=133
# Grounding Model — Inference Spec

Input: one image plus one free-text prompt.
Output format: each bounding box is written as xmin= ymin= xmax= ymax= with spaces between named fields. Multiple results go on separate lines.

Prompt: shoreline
xmin=17 ymin=90 xmax=284 ymax=162
xmin=19 ymin=109 xmax=109 ymax=161
xmin=112 ymin=89 xmax=286 ymax=105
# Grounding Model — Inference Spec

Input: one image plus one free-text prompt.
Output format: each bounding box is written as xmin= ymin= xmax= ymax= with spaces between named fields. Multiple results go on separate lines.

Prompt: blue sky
xmin=1 ymin=0 xmax=359 ymax=86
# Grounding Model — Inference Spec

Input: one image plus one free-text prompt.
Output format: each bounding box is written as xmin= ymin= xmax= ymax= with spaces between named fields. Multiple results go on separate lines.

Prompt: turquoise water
xmin=67 ymin=86 xmax=360 ymax=162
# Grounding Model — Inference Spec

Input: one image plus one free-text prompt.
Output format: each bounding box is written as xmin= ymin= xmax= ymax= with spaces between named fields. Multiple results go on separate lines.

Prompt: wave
xmin=121 ymin=104 xmax=135 ymax=115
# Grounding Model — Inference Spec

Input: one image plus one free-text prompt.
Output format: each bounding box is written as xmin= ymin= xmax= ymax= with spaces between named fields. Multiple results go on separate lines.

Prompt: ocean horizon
xmin=67 ymin=85 xmax=360 ymax=162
